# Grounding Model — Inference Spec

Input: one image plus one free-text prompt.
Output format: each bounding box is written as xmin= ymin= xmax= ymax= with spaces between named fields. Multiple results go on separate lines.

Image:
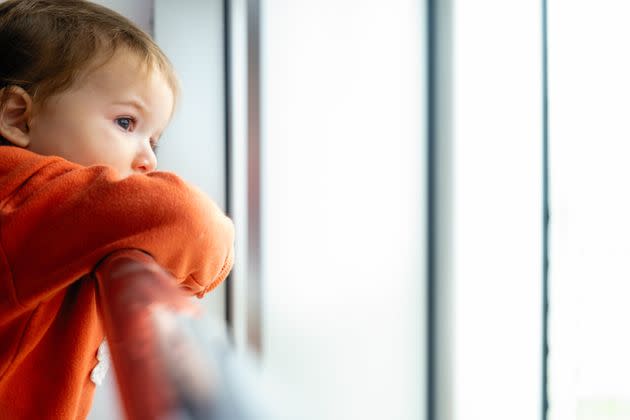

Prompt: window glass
xmin=260 ymin=1 xmax=426 ymax=419
xmin=548 ymin=1 xmax=630 ymax=419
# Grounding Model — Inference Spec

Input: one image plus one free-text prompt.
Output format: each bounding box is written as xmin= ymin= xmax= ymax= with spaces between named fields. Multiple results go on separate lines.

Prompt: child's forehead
xmin=80 ymin=51 xmax=165 ymax=91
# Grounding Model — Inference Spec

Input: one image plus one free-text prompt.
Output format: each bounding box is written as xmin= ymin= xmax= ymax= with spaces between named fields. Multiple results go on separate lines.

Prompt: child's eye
xmin=115 ymin=117 xmax=135 ymax=132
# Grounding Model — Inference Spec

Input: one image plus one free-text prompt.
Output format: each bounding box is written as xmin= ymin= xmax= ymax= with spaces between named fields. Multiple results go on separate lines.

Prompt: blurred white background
xmin=548 ymin=1 xmax=630 ymax=419
xmin=260 ymin=1 xmax=426 ymax=419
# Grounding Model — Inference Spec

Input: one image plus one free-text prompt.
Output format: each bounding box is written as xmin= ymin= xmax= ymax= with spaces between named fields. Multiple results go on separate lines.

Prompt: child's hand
xmin=94 ymin=249 xmax=202 ymax=318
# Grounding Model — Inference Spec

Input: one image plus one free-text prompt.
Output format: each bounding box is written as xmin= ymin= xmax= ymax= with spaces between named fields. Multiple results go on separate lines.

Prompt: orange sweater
xmin=0 ymin=147 xmax=234 ymax=419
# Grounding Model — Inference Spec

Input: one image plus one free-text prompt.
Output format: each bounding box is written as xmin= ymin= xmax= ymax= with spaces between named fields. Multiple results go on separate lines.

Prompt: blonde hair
xmin=0 ymin=0 xmax=179 ymax=142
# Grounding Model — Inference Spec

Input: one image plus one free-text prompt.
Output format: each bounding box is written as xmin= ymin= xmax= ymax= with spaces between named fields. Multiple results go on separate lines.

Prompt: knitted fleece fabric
xmin=0 ymin=146 xmax=234 ymax=419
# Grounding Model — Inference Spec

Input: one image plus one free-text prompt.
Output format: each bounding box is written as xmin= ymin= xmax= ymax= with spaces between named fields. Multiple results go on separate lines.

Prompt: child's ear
xmin=0 ymin=86 xmax=32 ymax=147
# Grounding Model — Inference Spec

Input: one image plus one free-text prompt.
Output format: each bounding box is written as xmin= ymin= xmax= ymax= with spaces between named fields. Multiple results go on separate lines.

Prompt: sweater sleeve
xmin=0 ymin=153 xmax=234 ymax=313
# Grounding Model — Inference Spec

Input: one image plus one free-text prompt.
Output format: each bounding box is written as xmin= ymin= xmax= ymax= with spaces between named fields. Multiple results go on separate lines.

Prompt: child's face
xmin=26 ymin=50 xmax=174 ymax=178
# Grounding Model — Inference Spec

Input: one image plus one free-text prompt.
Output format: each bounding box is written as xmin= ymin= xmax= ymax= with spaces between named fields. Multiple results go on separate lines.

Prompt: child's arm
xmin=0 ymin=148 xmax=234 ymax=316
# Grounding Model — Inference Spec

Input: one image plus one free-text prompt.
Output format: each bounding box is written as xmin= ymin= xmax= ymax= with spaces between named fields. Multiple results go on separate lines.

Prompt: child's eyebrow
xmin=113 ymin=99 xmax=149 ymax=115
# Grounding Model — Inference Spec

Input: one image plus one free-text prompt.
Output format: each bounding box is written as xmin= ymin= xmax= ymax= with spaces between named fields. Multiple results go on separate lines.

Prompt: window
xmin=548 ymin=1 xmax=630 ymax=419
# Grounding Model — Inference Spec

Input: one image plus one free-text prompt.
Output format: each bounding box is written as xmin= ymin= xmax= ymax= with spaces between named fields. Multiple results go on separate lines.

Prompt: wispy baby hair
xmin=0 ymin=0 xmax=179 ymax=130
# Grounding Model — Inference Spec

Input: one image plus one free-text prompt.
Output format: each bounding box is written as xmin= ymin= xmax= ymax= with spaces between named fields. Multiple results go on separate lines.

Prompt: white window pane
xmin=452 ymin=1 xmax=543 ymax=419
xmin=260 ymin=1 xmax=426 ymax=419
xmin=549 ymin=1 xmax=630 ymax=419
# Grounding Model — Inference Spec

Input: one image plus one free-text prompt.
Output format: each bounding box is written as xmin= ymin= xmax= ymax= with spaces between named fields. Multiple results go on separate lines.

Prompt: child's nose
xmin=133 ymin=147 xmax=157 ymax=174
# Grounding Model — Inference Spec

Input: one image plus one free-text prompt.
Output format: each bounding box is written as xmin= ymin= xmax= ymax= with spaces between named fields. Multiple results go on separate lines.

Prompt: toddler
xmin=0 ymin=0 xmax=234 ymax=418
